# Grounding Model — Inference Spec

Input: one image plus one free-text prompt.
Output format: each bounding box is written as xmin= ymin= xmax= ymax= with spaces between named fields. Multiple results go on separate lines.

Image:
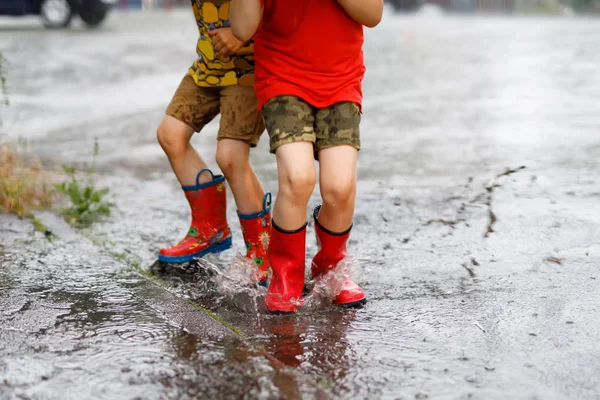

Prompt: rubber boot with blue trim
xmin=238 ymin=193 xmax=272 ymax=286
xmin=311 ymin=205 xmax=366 ymax=307
xmin=158 ymin=169 xmax=232 ymax=263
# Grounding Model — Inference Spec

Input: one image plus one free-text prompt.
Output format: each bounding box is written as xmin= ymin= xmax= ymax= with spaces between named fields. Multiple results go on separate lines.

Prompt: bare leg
xmin=317 ymin=145 xmax=358 ymax=231
xmin=157 ymin=115 xmax=212 ymax=186
xmin=273 ymin=142 xmax=316 ymax=230
xmin=216 ymin=139 xmax=265 ymax=213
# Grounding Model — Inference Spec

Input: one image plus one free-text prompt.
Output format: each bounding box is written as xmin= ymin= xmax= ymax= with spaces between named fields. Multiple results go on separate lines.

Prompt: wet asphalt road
xmin=0 ymin=212 xmax=326 ymax=400
xmin=2 ymin=9 xmax=600 ymax=400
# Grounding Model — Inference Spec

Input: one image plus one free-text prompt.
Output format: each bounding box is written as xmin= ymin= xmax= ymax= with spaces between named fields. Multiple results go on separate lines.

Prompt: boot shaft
xmin=183 ymin=169 xmax=229 ymax=237
xmin=269 ymin=221 xmax=307 ymax=273
xmin=265 ymin=221 xmax=307 ymax=313
xmin=312 ymin=205 xmax=351 ymax=277
xmin=238 ymin=193 xmax=272 ymax=282
xmin=311 ymin=205 xmax=366 ymax=306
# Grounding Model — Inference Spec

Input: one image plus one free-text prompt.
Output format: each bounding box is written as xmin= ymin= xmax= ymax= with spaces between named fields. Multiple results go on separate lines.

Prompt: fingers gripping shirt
xmin=189 ymin=0 xmax=255 ymax=87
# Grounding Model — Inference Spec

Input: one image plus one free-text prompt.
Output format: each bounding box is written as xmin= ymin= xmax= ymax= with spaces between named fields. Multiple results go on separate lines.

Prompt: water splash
xmin=302 ymin=256 xmax=366 ymax=312
xmin=148 ymin=253 xmax=367 ymax=315
xmin=210 ymin=252 xmax=267 ymax=314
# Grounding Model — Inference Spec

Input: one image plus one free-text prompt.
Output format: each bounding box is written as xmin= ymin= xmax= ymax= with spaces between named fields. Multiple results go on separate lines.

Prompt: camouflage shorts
xmin=262 ymin=96 xmax=361 ymax=155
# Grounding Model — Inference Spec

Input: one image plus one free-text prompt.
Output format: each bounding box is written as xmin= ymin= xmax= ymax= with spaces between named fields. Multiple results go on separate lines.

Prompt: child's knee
xmin=157 ymin=120 xmax=189 ymax=156
xmin=280 ymin=167 xmax=316 ymax=203
xmin=215 ymin=148 xmax=239 ymax=176
xmin=157 ymin=126 xmax=184 ymax=155
xmin=215 ymin=140 xmax=250 ymax=176
xmin=321 ymin=179 xmax=356 ymax=208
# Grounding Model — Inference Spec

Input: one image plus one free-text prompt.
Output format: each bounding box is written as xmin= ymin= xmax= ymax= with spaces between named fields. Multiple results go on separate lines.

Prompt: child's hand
xmin=209 ymin=28 xmax=245 ymax=58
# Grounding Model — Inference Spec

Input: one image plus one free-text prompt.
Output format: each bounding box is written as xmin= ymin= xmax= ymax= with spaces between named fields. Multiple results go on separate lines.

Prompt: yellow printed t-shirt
xmin=189 ymin=0 xmax=255 ymax=87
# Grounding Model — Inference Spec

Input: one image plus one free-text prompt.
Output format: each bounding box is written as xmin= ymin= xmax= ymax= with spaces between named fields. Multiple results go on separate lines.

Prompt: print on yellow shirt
xmin=189 ymin=0 xmax=255 ymax=87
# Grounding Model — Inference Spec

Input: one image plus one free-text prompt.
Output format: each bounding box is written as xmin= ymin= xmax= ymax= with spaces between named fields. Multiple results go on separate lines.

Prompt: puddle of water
xmin=147 ymin=250 xmax=366 ymax=317
xmin=143 ymin=252 xmax=373 ymax=395
xmin=0 ymin=231 xmax=325 ymax=400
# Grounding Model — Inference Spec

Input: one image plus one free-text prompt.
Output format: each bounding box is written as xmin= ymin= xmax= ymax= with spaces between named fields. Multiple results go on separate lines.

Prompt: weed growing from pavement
xmin=0 ymin=140 xmax=56 ymax=217
xmin=54 ymin=139 xmax=113 ymax=227
xmin=29 ymin=216 xmax=57 ymax=241
xmin=0 ymin=56 xmax=109 ymax=230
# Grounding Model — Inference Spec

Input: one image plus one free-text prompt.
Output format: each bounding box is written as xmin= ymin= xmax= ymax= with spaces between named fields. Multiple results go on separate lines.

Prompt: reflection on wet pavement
xmin=0 ymin=214 xmax=326 ymax=399
xmin=2 ymin=9 xmax=600 ymax=400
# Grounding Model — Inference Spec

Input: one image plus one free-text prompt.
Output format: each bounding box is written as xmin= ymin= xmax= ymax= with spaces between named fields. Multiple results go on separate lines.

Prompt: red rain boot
xmin=311 ymin=205 xmax=366 ymax=307
xmin=159 ymin=169 xmax=232 ymax=263
xmin=238 ymin=193 xmax=272 ymax=285
xmin=265 ymin=222 xmax=307 ymax=313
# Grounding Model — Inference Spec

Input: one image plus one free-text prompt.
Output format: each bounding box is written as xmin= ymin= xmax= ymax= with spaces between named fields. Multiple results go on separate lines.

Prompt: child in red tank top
xmin=253 ymin=0 xmax=366 ymax=110
xmin=231 ymin=0 xmax=384 ymax=313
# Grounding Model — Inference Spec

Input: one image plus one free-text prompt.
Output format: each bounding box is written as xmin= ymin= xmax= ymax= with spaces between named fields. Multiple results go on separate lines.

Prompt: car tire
xmin=79 ymin=5 xmax=108 ymax=28
xmin=40 ymin=0 xmax=74 ymax=28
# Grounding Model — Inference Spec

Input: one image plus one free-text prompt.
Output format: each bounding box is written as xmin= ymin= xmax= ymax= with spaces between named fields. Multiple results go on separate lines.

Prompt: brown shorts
xmin=165 ymin=74 xmax=265 ymax=146
xmin=261 ymin=95 xmax=361 ymax=155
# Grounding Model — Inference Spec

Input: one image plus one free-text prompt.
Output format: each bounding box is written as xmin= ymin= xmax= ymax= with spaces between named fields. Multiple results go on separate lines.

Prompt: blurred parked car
xmin=386 ymin=0 xmax=419 ymax=11
xmin=0 ymin=0 xmax=115 ymax=28
xmin=386 ymin=0 xmax=453 ymax=11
